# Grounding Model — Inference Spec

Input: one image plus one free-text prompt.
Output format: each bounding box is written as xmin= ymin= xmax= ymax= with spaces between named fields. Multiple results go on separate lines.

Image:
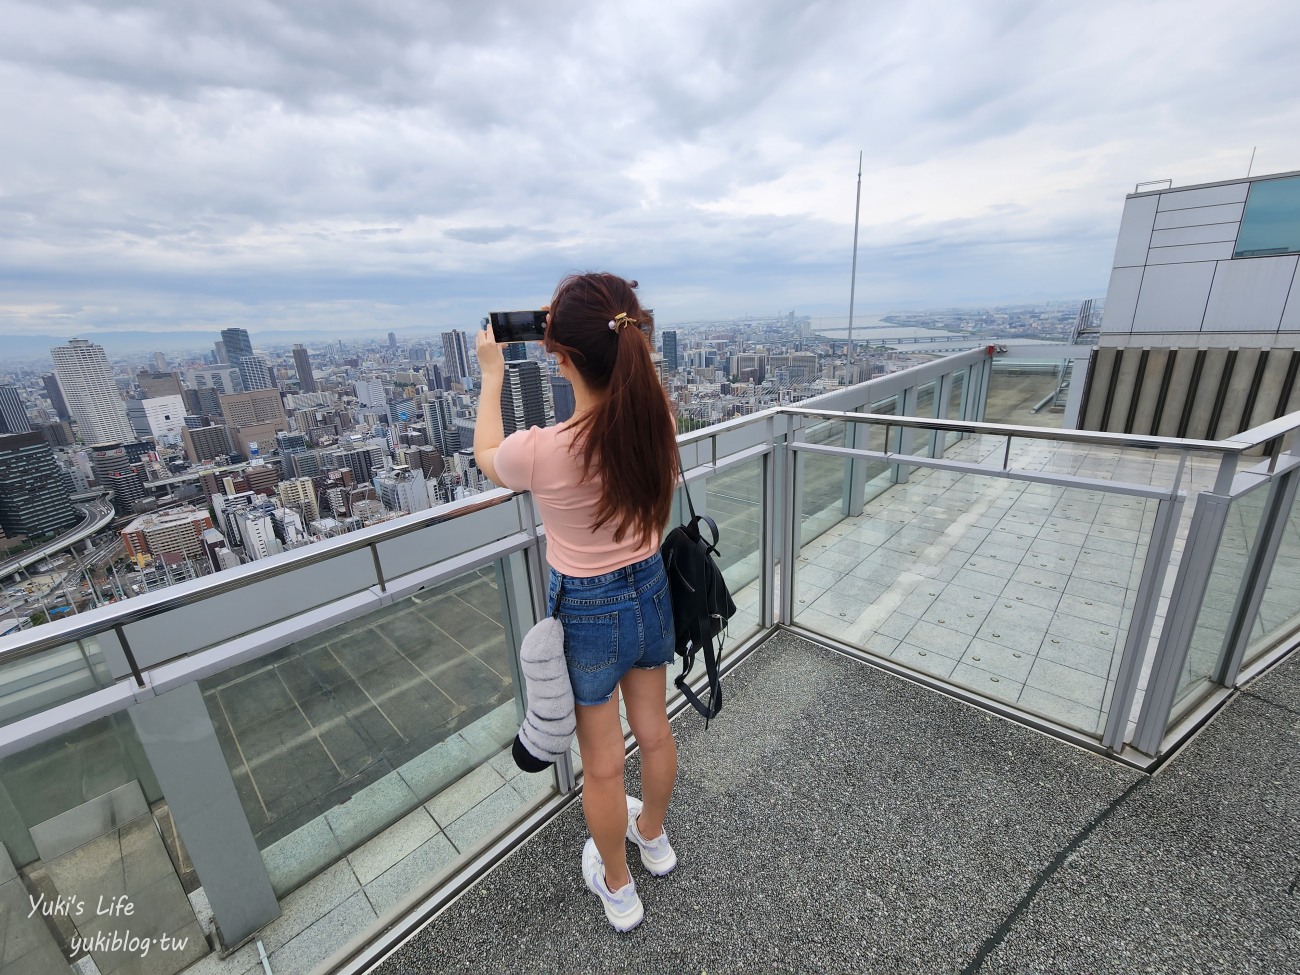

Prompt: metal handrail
xmin=0 ymin=489 xmax=520 ymax=661
xmin=781 ymin=406 xmax=1231 ymax=452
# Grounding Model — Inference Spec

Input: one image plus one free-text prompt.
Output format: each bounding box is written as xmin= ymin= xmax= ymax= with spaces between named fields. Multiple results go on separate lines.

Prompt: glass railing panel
xmin=800 ymin=420 xmax=850 ymax=544
xmin=0 ymin=714 xmax=210 ymax=975
xmin=1170 ymin=484 xmax=1270 ymax=722
xmin=198 ymin=562 xmax=551 ymax=898
xmin=1245 ymin=479 xmax=1300 ymax=665
xmin=792 ymin=455 xmax=1157 ymax=738
xmin=914 ymin=380 xmax=938 ymax=420
xmin=944 ymin=371 xmax=966 ymax=447
xmin=0 ymin=637 xmax=113 ymax=729
xmin=705 ymin=455 xmax=764 ymax=652
xmin=984 ymin=360 xmax=1069 ymax=429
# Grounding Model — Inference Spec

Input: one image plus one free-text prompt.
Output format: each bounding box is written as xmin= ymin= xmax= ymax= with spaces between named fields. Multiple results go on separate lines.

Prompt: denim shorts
xmin=546 ymin=552 xmax=676 ymax=706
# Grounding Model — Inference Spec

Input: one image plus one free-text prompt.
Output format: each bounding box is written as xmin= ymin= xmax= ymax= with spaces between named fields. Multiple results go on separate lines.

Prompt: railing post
xmin=933 ymin=371 xmax=954 ymax=460
xmin=844 ymin=419 xmax=869 ymax=518
xmin=1101 ymin=454 xmax=1188 ymax=752
xmin=780 ymin=414 xmax=800 ymax=625
xmin=761 ymin=416 xmax=777 ymax=629
xmin=894 ymin=385 xmax=919 ymax=484
xmin=1130 ymin=491 xmax=1231 ymax=755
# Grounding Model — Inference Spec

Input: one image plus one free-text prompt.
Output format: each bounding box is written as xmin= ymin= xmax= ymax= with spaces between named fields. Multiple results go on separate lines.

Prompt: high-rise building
xmin=136 ymin=370 xmax=184 ymax=399
xmin=238 ymin=355 xmax=275 ymax=391
xmin=220 ymin=328 xmax=254 ymax=364
xmin=187 ymin=366 xmax=243 ymax=397
xmin=293 ymin=345 xmax=318 ymax=392
xmin=662 ymin=331 xmax=679 ymax=371
xmin=42 ymin=373 xmax=70 ymax=421
xmin=182 ymin=424 xmax=233 ymax=463
xmin=0 ymin=384 xmax=30 ymax=434
xmin=355 ymin=379 xmax=387 ymax=407
xmin=0 ymin=432 xmax=77 ymax=537
xmin=374 ymin=465 xmax=430 ymax=514
xmin=441 ymin=330 xmax=471 ymax=385
xmin=503 ymin=343 xmax=527 ymax=363
xmin=388 ymin=331 xmax=398 ymax=350
xmin=121 ymin=507 xmax=214 ymax=565
xmin=1083 ymin=169 xmax=1300 ymax=438
xmin=501 ymin=360 xmax=556 ymax=435
xmin=219 ymin=389 xmax=288 ymax=459
xmin=213 ymin=340 xmax=227 ymax=364
xmin=50 ymin=338 xmax=136 ymax=444
xmin=90 ymin=442 xmax=146 ymax=516
xmin=277 ymin=477 xmax=320 ymax=523
xmin=550 ymin=376 xmax=576 ymax=424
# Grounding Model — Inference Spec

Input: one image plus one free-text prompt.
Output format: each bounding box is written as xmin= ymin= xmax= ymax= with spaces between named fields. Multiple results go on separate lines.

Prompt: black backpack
xmin=660 ymin=452 xmax=737 ymax=725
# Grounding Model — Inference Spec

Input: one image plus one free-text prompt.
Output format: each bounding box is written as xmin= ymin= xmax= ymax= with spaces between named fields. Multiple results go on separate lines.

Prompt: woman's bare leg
xmin=574 ymin=695 xmax=632 ymax=890
xmin=619 ymin=666 xmax=677 ymax=839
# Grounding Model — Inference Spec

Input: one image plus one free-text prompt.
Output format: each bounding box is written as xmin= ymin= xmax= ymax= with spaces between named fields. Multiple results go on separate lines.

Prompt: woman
xmin=474 ymin=272 xmax=680 ymax=933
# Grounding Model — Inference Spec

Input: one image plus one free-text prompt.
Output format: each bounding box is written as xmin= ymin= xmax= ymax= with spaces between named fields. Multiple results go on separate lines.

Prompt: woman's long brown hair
xmin=544 ymin=272 xmax=678 ymax=548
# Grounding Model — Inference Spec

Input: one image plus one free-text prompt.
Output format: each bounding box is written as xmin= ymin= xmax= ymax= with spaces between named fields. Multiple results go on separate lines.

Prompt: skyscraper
xmin=0 ymin=432 xmax=77 ymax=537
xmin=91 ymin=442 xmax=146 ymax=516
xmin=388 ymin=331 xmax=398 ymax=350
xmin=501 ymin=361 xmax=555 ymax=435
xmin=662 ymin=331 xmax=679 ymax=372
xmin=441 ymin=330 xmax=471 ymax=385
xmin=220 ymin=327 xmax=253 ymax=363
xmin=42 ymin=374 xmax=70 ymax=421
xmin=0 ymin=384 xmax=30 ymax=434
xmin=50 ymin=338 xmax=136 ymax=444
xmin=293 ymin=344 xmax=318 ymax=392
xmin=238 ymin=355 xmax=275 ymax=391
xmin=503 ymin=342 xmax=527 ymax=363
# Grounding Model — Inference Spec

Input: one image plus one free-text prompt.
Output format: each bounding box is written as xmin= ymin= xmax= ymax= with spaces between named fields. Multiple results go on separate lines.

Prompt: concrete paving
xmin=373 ymin=631 xmax=1300 ymax=974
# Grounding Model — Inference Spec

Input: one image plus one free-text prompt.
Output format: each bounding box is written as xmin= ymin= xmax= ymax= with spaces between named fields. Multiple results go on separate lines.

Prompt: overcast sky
xmin=2 ymin=0 xmax=1299 ymax=339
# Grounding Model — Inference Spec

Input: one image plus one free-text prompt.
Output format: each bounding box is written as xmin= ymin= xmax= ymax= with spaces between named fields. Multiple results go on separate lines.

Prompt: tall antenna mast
xmin=1247 ymin=146 xmax=1257 ymax=177
xmin=847 ymin=150 xmax=863 ymax=375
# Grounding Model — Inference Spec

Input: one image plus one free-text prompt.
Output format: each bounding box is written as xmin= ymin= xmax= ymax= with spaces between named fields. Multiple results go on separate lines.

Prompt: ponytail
xmin=544 ymin=273 xmax=678 ymax=547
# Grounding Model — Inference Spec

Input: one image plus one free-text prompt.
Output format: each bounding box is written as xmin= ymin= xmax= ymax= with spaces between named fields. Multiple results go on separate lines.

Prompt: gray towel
xmin=512 ymin=616 xmax=576 ymax=772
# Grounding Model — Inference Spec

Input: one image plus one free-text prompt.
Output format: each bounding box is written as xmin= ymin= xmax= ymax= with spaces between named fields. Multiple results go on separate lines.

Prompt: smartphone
xmin=488 ymin=310 xmax=548 ymax=343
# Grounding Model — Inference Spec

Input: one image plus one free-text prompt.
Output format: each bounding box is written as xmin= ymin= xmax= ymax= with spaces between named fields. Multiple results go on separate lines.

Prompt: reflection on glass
xmin=199 ymin=564 xmax=547 ymax=896
xmin=1246 ymin=480 xmax=1300 ymax=664
xmin=945 ymin=371 xmax=966 ymax=448
xmin=1234 ymin=174 xmax=1300 ymax=258
xmin=984 ymin=361 xmax=1067 ymax=430
xmin=0 ymin=640 xmax=110 ymax=729
xmin=1171 ymin=486 xmax=1268 ymax=721
xmin=705 ymin=456 xmax=763 ymax=652
xmin=800 ymin=420 xmax=850 ymax=544
xmin=793 ymin=454 xmax=1155 ymax=738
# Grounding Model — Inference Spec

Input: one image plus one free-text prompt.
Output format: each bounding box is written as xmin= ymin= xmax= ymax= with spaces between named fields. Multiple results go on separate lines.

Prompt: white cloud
xmin=1 ymin=0 xmax=1298 ymax=344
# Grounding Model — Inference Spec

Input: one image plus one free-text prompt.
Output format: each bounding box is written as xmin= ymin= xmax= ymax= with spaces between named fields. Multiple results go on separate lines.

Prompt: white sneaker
xmin=625 ymin=795 xmax=678 ymax=875
xmin=581 ymin=837 xmax=644 ymax=932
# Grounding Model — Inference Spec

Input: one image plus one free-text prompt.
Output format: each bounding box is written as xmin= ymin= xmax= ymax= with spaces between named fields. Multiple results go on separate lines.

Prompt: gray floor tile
xmin=960 ymin=639 xmax=1034 ymax=682
xmin=426 ymin=764 xmax=508 ymax=829
xmin=900 ymin=620 xmax=972 ymax=659
xmin=1026 ymin=658 xmax=1108 ymax=710
xmin=347 ymin=808 xmax=441 ymax=886
xmin=891 ymin=642 xmax=959 ymax=679
xmin=950 ymin=662 xmax=1024 ymax=703
xmin=444 ymin=783 xmax=531 ymax=855
xmin=361 ymin=833 xmax=460 ymax=919
xmin=268 ymin=890 xmax=377 ymax=975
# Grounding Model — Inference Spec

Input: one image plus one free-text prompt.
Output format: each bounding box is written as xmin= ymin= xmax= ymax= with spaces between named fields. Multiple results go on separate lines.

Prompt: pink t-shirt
xmin=494 ymin=423 xmax=660 ymax=577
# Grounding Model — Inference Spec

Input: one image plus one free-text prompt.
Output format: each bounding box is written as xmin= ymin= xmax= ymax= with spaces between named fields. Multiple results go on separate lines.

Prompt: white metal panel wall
xmin=1152 ymin=203 xmax=1245 ymax=230
xmin=1202 ymin=256 xmax=1299 ymax=332
xmin=1131 ymin=262 xmax=1216 ymax=332
xmin=1146 ymin=242 xmax=1237 ymax=265
xmin=1112 ymin=195 xmax=1159 ymax=268
xmin=1149 ymin=223 xmax=1240 ymax=247
xmin=1155 ymin=182 xmax=1250 ymax=210
xmin=1101 ymin=266 xmax=1144 ymax=333
xmin=1281 ymin=267 xmax=1300 ymax=332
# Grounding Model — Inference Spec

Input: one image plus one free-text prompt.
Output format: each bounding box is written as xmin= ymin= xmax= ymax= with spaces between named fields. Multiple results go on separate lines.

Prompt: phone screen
xmin=488 ymin=310 xmax=548 ymax=343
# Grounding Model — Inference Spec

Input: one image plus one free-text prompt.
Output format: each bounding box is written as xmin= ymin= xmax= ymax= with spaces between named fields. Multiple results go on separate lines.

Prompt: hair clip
xmin=609 ymin=312 xmax=637 ymax=333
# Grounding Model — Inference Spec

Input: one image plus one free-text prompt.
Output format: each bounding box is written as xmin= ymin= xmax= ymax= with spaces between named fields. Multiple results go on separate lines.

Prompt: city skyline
xmin=2 ymin=1 xmax=1298 ymax=339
